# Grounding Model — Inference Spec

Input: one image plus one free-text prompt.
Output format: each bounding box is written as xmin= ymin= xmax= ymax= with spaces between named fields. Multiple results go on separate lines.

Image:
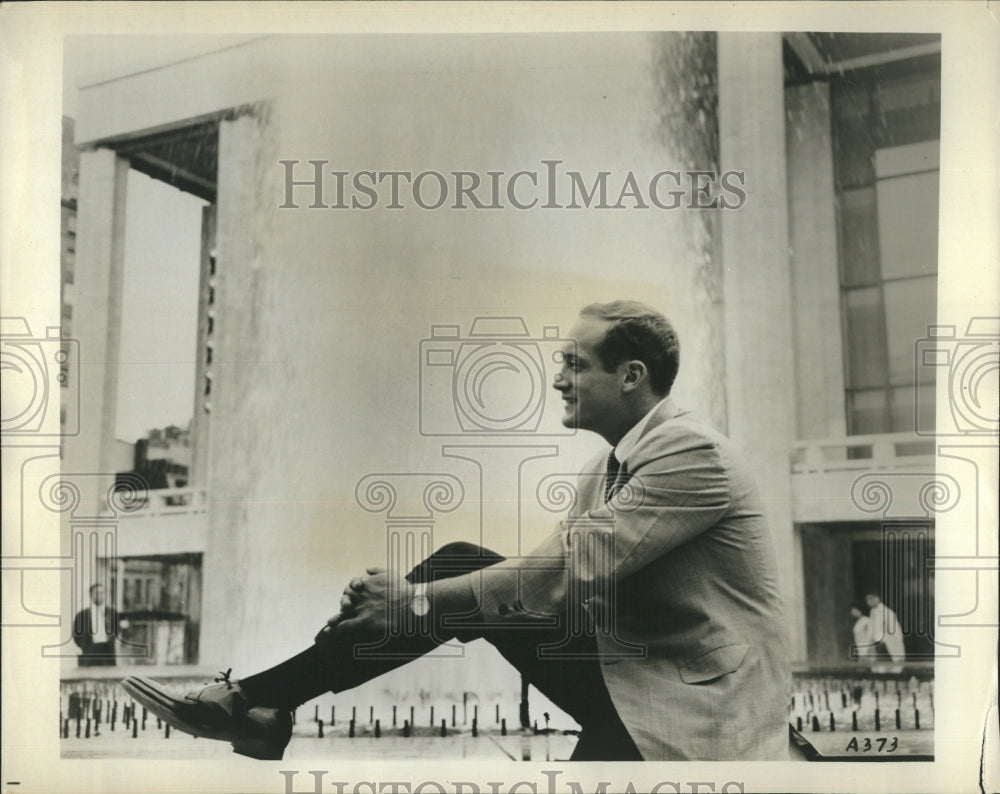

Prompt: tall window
xmin=832 ymin=61 xmax=940 ymax=436
xmin=114 ymin=553 xmax=202 ymax=665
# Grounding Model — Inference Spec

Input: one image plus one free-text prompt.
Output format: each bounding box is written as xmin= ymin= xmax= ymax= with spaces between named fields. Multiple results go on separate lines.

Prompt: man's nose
xmin=552 ymin=372 xmax=567 ymax=390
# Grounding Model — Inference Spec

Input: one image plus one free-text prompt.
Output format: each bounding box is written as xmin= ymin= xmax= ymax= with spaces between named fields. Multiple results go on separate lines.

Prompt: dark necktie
xmin=604 ymin=450 xmax=622 ymax=503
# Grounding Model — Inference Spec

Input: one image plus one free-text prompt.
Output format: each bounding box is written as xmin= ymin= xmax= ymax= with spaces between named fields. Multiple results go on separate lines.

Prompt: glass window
xmin=884 ymin=276 xmax=937 ymax=386
xmin=844 ymin=287 xmax=888 ymax=389
xmin=849 ymin=389 xmax=888 ymax=436
xmin=838 ymin=187 xmax=881 ymax=287
xmin=890 ymin=385 xmax=935 ymax=433
xmin=115 ymin=554 xmax=202 ymax=665
xmin=876 ymin=171 xmax=939 ymax=280
xmin=831 ymin=61 xmax=940 ymax=436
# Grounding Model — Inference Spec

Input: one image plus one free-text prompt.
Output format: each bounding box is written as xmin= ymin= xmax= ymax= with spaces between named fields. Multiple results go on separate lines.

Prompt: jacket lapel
xmin=608 ymin=397 xmax=685 ymax=501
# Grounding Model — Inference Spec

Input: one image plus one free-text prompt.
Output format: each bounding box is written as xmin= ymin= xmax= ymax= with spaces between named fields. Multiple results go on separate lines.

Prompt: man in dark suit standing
xmin=73 ymin=583 xmax=119 ymax=666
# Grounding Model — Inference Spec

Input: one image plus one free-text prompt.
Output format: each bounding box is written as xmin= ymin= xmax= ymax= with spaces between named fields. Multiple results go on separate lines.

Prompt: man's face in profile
xmin=554 ymin=315 xmax=624 ymax=438
xmin=865 ymin=594 xmax=880 ymax=610
xmin=91 ymin=585 xmax=105 ymax=606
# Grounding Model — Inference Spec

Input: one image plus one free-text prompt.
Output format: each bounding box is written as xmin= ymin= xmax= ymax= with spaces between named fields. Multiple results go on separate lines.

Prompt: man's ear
xmin=621 ymin=360 xmax=648 ymax=392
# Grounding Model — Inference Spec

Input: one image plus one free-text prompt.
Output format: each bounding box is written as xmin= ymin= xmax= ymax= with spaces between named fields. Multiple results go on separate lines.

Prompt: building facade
xmin=62 ymin=33 xmax=941 ymax=692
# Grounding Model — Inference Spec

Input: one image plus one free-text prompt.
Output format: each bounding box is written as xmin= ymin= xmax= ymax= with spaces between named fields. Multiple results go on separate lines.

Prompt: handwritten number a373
xmin=845 ymin=736 xmax=899 ymax=752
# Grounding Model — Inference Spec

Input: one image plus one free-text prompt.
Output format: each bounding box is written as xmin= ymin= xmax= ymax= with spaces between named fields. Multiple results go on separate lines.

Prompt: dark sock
xmin=239 ymin=544 xmax=506 ymax=711
xmin=239 ymin=646 xmax=331 ymax=711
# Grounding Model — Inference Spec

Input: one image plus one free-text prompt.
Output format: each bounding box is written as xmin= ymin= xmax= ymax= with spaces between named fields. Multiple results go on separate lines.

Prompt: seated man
xmin=123 ymin=300 xmax=790 ymax=761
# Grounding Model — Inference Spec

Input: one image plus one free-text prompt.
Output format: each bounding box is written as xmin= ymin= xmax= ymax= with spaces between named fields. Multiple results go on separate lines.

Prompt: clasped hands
xmin=322 ymin=567 xmax=414 ymax=639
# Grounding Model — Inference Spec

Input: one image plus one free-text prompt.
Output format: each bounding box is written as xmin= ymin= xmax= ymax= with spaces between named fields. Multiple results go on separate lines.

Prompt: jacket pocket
xmin=678 ymin=643 xmax=751 ymax=684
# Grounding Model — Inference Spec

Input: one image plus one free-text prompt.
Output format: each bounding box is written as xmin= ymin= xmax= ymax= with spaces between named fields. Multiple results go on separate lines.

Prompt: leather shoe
xmin=122 ymin=671 xmax=292 ymax=760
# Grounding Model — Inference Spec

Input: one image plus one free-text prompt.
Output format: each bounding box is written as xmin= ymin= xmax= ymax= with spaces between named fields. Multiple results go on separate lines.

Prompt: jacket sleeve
xmin=469 ymin=430 xmax=732 ymax=624
xmin=71 ymin=610 xmax=88 ymax=650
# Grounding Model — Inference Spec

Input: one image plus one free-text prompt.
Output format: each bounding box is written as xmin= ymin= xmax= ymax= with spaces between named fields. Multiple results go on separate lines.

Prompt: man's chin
xmin=560 ymin=408 xmax=578 ymax=429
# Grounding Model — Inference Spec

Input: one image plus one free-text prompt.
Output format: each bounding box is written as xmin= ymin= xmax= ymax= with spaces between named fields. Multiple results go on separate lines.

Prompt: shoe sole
xmin=121 ymin=676 xmax=287 ymax=760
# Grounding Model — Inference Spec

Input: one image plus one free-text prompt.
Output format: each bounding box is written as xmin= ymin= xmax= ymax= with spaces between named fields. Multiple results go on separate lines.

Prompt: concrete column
xmin=717 ymin=34 xmax=804 ymax=660
xmin=66 ymin=148 xmax=129 ymax=506
xmin=189 ymin=204 xmax=216 ymax=488
xmin=198 ymin=112 xmax=263 ymax=665
xmin=785 ymin=82 xmax=848 ymax=441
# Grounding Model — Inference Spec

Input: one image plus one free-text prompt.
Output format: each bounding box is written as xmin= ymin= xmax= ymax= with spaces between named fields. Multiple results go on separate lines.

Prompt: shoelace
xmin=214 ymin=668 xmax=234 ymax=688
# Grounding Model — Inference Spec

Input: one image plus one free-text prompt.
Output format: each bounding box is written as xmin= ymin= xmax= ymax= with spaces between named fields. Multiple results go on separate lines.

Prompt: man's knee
xmin=405 ymin=542 xmax=505 ymax=583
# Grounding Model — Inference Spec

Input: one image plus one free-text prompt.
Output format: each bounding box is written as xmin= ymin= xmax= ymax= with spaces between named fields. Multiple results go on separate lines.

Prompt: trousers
xmin=78 ymin=642 xmax=116 ymax=667
xmin=314 ymin=542 xmax=642 ymax=761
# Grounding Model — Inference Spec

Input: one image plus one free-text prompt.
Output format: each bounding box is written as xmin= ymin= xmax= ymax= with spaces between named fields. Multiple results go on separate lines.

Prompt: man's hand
xmin=324 ymin=567 xmax=413 ymax=640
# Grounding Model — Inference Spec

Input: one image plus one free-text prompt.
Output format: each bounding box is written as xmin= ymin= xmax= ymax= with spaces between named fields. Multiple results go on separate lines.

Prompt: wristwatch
xmin=410 ymin=583 xmax=430 ymax=617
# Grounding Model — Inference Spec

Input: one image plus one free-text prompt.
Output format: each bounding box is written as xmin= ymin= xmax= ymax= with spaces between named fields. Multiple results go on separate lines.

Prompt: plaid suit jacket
xmin=473 ymin=398 xmax=790 ymax=759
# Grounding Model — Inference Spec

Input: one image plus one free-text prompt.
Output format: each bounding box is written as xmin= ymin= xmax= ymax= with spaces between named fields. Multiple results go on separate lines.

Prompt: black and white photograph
xmin=1 ymin=4 xmax=997 ymax=794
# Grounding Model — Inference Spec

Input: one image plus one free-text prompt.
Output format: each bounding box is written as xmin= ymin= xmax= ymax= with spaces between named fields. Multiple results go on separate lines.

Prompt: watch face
xmin=411 ymin=595 xmax=430 ymax=617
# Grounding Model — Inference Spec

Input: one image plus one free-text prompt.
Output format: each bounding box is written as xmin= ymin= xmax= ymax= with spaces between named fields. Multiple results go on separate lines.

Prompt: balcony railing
xmin=116 ymin=486 xmax=209 ymax=518
xmin=790 ymin=433 xmax=937 ymax=522
xmin=791 ymin=432 xmax=935 ymax=474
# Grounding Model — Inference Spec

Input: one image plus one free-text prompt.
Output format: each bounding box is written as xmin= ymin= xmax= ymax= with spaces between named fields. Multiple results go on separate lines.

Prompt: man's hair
xmin=580 ymin=300 xmax=680 ymax=395
xmin=89 ymin=583 xmax=104 ymax=596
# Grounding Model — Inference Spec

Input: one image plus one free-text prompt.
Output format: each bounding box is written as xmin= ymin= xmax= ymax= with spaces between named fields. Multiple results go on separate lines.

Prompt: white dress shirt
xmin=869 ymin=602 xmax=905 ymax=662
xmin=91 ymin=604 xmax=112 ymax=641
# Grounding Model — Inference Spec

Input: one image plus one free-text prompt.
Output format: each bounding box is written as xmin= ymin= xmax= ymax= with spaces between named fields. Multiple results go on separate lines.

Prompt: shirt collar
xmin=614 ymin=396 xmax=672 ymax=463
